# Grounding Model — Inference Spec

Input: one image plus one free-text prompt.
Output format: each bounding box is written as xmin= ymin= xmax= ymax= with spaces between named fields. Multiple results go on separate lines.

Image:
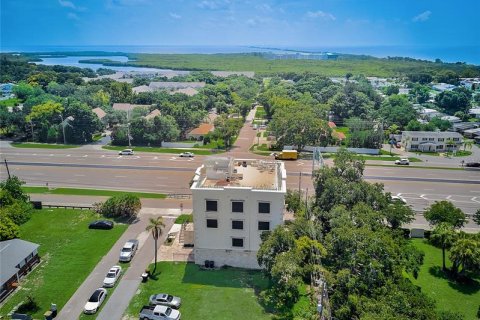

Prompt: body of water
xmin=4 ymin=44 xmax=479 ymax=66
xmin=36 ymin=55 xmax=172 ymax=72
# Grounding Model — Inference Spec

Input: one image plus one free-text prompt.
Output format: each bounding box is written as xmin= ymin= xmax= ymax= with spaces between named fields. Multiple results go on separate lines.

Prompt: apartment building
xmin=401 ymin=131 xmax=463 ymax=152
xmin=190 ymin=157 xmax=286 ymax=269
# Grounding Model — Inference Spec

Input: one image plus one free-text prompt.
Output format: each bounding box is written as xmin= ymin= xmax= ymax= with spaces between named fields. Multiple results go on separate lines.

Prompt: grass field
xmin=79 ymin=53 xmax=480 ymax=77
xmin=255 ymin=106 xmax=267 ymax=119
xmin=11 ymin=142 xmax=80 ymax=149
xmin=0 ymin=97 xmax=21 ymax=107
xmin=409 ymin=239 xmax=480 ymax=320
xmin=0 ymin=209 xmax=127 ymax=319
xmin=126 ymin=262 xmax=274 ymax=320
xmin=174 ymin=214 xmax=193 ymax=224
xmin=102 ymin=145 xmax=219 ymax=155
xmin=21 ymin=186 xmax=166 ymax=198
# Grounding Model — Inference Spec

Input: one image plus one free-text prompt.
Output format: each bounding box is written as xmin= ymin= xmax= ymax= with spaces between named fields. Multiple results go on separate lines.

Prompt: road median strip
xmin=22 ymin=186 xmax=166 ymax=199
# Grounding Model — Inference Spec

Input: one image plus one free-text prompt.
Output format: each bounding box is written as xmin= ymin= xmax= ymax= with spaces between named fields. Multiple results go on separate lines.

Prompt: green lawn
xmin=11 ymin=142 xmax=80 ymax=149
xmin=21 ymin=186 xmax=166 ymax=199
xmin=126 ymin=262 xmax=274 ymax=320
xmin=0 ymin=97 xmax=21 ymax=107
xmin=174 ymin=214 xmax=193 ymax=224
xmin=102 ymin=145 xmax=219 ymax=155
xmin=0 ymin=209 xmax=128 ymax=318
xmin=409 ymin=239 xmax=480 ymax=320
xmin=255 ymin=106 xmax=267 ymax=119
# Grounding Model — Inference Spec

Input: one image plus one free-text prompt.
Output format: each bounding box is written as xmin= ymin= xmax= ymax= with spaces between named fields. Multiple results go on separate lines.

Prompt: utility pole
xmin=60 ymin=114 xmax=66 ymax=144
xmin=4 ymin=159 xmax=11 ymax=179
xmin=127 ymin=109 xmax=132 ymax=147
xmin=298 ymin=171 xmax=302 ymax=201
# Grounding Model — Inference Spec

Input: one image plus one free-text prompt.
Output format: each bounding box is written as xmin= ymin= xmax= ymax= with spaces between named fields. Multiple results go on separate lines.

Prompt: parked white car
xmin=395 ymin=158 xmax=410 ymax=165
xmin=391 ymin=195 xmax=407 ymax=204
xmin=179 ymin=152 xmax=194 ymax=158
xmin=84 ymin=288 xmax=107 ymax=314
xmin=149 ymin=293 xmax=182 ymax=309
xmin=103 ymin=265 xmax=122 ymax=288
xmin=119 ymin=149 xmax=134 ymax=155
xmin=119 ymin=239 xmax=139 ymax=262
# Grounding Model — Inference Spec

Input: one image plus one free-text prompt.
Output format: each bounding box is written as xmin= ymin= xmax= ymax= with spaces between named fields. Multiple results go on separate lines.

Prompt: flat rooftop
xmin=192 ymin=157 xmax=286 ymax=191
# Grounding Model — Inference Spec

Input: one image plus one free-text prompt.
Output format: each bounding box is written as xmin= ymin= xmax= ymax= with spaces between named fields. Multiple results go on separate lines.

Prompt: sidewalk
xmin=96 ymin=217 xmax=174 ymax=320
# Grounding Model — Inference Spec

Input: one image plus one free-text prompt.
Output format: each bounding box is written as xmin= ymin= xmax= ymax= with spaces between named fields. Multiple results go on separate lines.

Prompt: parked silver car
xmin=119 ymin=239 xmax=139 ymax=262
xmin=149 ymin=294 xmax=182 ymax=309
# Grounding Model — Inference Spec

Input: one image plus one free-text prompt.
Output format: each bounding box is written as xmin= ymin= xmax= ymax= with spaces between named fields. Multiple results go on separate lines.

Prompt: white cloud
xmin=306 ymin=10 xmax=336 ymax=21
xmin=58 ymin=0 xmax=85 ymax=11
xmin=169 ymin=12 xmax=181 ymax=19
xmin=412 ymin=10 xmax=431 ymax=22
xmin=255 ymin=4 xmax=272 ymax=12
xmin=197 ymin=0 xmax=230 ymax=10
xmin=67 ymin=12 xmax=79 ymax=20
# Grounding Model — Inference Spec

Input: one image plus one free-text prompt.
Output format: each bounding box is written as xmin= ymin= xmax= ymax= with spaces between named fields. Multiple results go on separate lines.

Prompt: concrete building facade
xmin=401 ymin=131 xmax=463 ymax=152
xmin=191 ymin=157 xmax=286 ymax=269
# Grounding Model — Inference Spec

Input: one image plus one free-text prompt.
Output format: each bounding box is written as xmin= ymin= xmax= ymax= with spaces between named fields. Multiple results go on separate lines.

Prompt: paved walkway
xmin=97 ymin=216 xmax=174 ymax=320
xmin=56 ymin=210 xmax=173 ymax=320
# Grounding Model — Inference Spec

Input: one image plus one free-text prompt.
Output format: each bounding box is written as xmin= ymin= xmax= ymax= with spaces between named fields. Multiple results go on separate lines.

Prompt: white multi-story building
xmin=401 ymin=131 xmax=463 ymax=152
xmin=190 ymin=157 xmax=286 ymax=269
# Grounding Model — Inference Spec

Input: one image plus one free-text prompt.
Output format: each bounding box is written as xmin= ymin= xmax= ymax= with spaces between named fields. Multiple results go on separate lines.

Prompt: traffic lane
xmin=2 ymin=164 xmax=194 ymax=194
xmin=406 ymin=213 xmax=479 ymax=233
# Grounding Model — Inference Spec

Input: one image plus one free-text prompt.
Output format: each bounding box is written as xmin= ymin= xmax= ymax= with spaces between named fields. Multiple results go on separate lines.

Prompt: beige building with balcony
xmin=190 ymin=157 xmax=287 ymax=269
xmin=401 ymin=131 xmax=463 ymax=152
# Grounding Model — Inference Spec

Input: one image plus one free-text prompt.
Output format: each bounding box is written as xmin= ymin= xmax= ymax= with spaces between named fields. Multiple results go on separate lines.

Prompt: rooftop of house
xmin=144 ymin=109 xmax=161 ymax=120
xmin=402 ymin=131 xmax=463 ymax=138
xmin=171 ymin=87 xmax=199 ymax=96
xmin=149 ymin=81 xmax=206 ymax=89
xmin=192 ymin=157 xmax=286 ymax=191
xmin=0 ymin=239 xmax=39 ymax=285
xmin=188 ymin=123 xmax=214 ymax=135
xmin=112 ymin=103 xmax=150 ymax=112
xmin=92 ymin=107 xmax=106 ymax=119
xmin=328 ymin=121 xmax=337 ymax=128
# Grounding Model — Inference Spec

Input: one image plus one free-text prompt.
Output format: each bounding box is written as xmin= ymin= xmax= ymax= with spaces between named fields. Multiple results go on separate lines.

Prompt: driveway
xmin=56 ymin=210 xmax=173 ymax=320
xmin=226 ymin=107 xmax=261 ymax=158
xmin=96 ymin=216 xmax=174 ymax=320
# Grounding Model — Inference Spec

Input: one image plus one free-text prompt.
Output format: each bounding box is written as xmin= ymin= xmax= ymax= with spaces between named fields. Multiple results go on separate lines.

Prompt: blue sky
xmin=1 ymin=0 xmax=479 ymax=48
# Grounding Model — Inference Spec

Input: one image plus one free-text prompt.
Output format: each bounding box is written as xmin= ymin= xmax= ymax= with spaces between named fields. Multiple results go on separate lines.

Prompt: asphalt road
xmin=1 ymin=144 xmax=479 ymax=214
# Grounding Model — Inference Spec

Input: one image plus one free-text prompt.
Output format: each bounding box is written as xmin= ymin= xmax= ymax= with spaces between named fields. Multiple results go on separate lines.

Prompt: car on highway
xmin=119 ymin=149 xmax=134 ymax=155
xmin=149 ymin=294 xmax=182 ymax=309
xmin=89 ymin=220 xmax=114 ymax=230
xmin=391 ymin=195 xmax=407 ymax=204
xmin=394 ymin=158 xmax=410 ymax=165
xmin=139 ymin=305 xmax=181 ymax=320
xmin=84 ymin=288 xmax=107 ymax=314
xmin=179 ymin=152 xmax=194 ymax=158
xmin=466 ymin=162 xmax=480 ymax=167
xmin=103 ymin=265 xmax=122 ymax=288
xmin=119 ymin=239 xmax=139 ymax=262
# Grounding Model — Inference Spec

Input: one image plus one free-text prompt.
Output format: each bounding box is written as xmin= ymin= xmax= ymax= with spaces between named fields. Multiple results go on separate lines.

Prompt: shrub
xmin=94 ymin=194 xmax=141 ymax=219
xmin=0 ymin=215 xmax=19 ymax=240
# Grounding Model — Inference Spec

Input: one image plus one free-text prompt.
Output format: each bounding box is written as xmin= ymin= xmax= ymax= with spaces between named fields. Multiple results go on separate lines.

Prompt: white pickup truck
xmin=139 ymin=305 xmax=181 ymax=320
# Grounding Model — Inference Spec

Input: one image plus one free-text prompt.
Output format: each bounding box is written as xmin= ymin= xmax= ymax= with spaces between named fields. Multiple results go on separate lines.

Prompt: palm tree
xmin=146 ymin=217 xmax=165 ymax=274
xmin=445 ymin=138 xmax=455 ymax=153
xmin=449 ymin=238 xmax=480 ymax=276
xmin=462 ymin=139 xmax=473 ymax=152
xmin=430 ymin=223 xmax=457 ymax=271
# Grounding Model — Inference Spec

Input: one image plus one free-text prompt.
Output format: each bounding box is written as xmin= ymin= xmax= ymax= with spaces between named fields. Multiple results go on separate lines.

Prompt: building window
xmin=411 ymin=145 xmax=418 ymax=149
xmin=232 ymin=220 xmax=244 ymax=230
xmin=438 ymin=138 xmax=444 ymax=142
xmin=206 ymin=200 xmax=217 ymax=212
xmin=231 ymin=201 xmax=244 ymax=213
xmin=411 ymin=137 xmax=418 ymax=141
xmin=258 ymin=221 xmax=270 ymax=231
xmin=232 ymin=238 xmax=244 ymax=247
xmin=206 ymin=219 xmax=218 ymax=228
xmin=428 ymin=138 xmax=434 ymax=141
xmin=258 ymin=202 xmax=270 ymax=214
xmin=453 ymin=138 xmax=460 ymax=141
xmin=422 ymin=138 xmax=428 ymax=141
xmin=436 ymin=145 xmax=443 ymax=149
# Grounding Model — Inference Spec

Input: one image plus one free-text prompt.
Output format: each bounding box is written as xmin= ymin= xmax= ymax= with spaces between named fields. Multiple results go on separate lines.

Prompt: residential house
xmin=432 ymin=83 xmax=456 ymax=92
xmin=451 ymin=122 xmax=480 ymax=134
xmin=441 ymin=115 xmax=461 ymax=123
xmin=469 ymin=107 xmax=480 ymax=119
xmin=92 ymin=107 xmax=106 ymax=121
xmin=0 ymin=239 xmax=40 ymax=302
xmin=144 ymin=109 xmax=161 ymax=120
xmin=112 ymin=103 xmax=151 ymax=117
xmin=191 ymin=157 xmax=286 ymax=269
xmin=186 ymin=123 xmax=214 ymax=141
xmin=419 ymin=108 xmax=444 ymax=121
xmin=463 ymin=128 xmax=480 ymax=139
xmin=401 ymin=131 xmax=463 ymax=152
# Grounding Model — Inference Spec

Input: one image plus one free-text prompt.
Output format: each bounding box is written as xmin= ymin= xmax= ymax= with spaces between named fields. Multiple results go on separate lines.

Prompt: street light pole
xmin=60 ymin=114 xmax=67 ymax=145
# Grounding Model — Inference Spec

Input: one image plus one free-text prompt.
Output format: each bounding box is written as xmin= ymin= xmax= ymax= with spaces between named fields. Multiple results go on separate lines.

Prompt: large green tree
xmin=424 ymin=201 xmax=467 ymax=229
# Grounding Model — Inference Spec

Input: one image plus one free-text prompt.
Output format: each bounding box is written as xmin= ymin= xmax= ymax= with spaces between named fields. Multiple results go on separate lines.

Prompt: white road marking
xmin=49 ymin=154 xmax=54 ymax=156
xmin=115 ymin=175 xmax=127 ymax=178
xmin=153 ymin=156 xmax=158 ymax=160
xmin=66 ymin=154 xmax=71 ymax=157
xmin=74 ymin=174 xmax=85 ymax=177
xmin=101 ymin=155 xmax=105 ymax=158
xmin=83 ymin=155 xmax=88 ymax=157
xmin=423 ymin=188 xmax=434 ymax=191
